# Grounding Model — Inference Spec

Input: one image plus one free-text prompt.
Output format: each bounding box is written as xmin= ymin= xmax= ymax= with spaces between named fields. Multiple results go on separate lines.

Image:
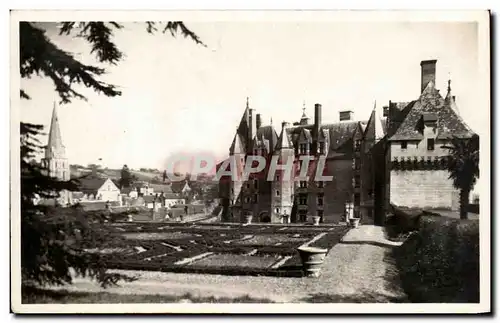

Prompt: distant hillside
xmin=70 ymin=166 xmax=175 ymax=183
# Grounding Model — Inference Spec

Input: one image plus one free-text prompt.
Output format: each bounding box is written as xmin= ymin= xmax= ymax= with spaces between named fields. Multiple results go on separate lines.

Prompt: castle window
xmin=354 ymin=140 xmax=361 ymax=152
xmin=401 ymin=141 xmax=407 ymax=150
xmin=318 ymin=141 xmax=325 ymax=154
xmin=317 ymin=210 xmax=324 ymax=221
xmin=317 ymin=193 xmax=324 ymax=206
xmin=299 ymin=194 xmax=308 ymax=205
xmin=275 ymin=208 xmax=280 ymax=214
xmin=299 ymin=143 xmax=307 ymax=155
xmin=276 ymin=190 xmax=280 ymax=197
xmin=317 ymin=181 xmax=324 ymax=188
xmin=246 ymin=182 xmax=250 ymax=189
xmin=244 ymin=197 xmax=250 ymax=203
xmin=354 ymin=158 xmax=361 ymax=170
xmin=253 ymin=179 xmax=258 ymax=189
xmin=427 ymin=138 xmax=435 ymax=151
xmin=354 ymin=193 xmax=361 ymax=206
xmin=276 ymin=174 xmax=280 ymax=182
xmin=253 ymin=194 xmax=258 ymax=203
xmin=299 ymin=181 xmax=307 ymax=188
xmin=354 ymin=175 xmax=360 ymax=188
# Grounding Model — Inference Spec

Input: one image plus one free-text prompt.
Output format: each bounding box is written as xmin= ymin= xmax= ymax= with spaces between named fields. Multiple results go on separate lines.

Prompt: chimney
xmin=420 ymin=59 xmax=437 ymax=93
xmin=248 ymin=108 xmax=254 ymax=150
xmin=256 ymin=113 xmax=262 ymax=130
xmin=339 ymin=110 xmax=354 ymax=122
xmin=313 ymin=103 xmax=322 ymax=153
xmin=314 ymin=103 xmax=322 ymax=130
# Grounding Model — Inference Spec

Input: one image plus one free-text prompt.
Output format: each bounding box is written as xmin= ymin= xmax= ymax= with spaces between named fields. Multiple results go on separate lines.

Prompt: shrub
xmin=394 ymin=216 xmax=479 ymax=303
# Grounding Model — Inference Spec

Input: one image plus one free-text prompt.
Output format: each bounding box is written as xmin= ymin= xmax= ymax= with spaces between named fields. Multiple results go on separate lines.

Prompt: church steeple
xmin=42 ymin=102 xmax=70 ymax=181
xmin=46 ymin=102 xmax=66 ymax=159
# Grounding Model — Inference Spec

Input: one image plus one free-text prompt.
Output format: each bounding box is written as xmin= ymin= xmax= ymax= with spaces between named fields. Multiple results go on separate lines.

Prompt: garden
xmin=83 ymin=223 xmax=350 ymax=277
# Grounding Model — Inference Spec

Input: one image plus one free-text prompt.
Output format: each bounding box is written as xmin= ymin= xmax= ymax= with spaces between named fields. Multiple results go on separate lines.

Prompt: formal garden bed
xmin=84 ymin=223 xmax=350 ymax=277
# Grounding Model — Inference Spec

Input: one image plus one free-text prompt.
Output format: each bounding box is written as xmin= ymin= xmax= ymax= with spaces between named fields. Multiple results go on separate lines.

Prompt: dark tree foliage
xmin=442 ymin=135 xmax=480 ymax=220
xmin=119 ymin=164 xmax=132 ymax=188
xmin=20 ymin=21 xmax=204 ymax=288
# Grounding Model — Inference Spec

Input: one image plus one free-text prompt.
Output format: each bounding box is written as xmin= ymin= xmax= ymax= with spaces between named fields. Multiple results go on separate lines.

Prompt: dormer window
xmin=422 ymin=113 xmax=438 ymax=123
xmin=354 ymin=140 xmax=361 ymax=152
xmin=299 ymin=143 xmax=307 ymax=155
xmin=299 ymin=181 xmax=307 ymax=188
xmin=318 ymin=141 xmax=325 ymax=154
xmin=401 ymin=141 xmax=407 ymax=150
xmin=427 ymin=138 xmax=435 ymax=151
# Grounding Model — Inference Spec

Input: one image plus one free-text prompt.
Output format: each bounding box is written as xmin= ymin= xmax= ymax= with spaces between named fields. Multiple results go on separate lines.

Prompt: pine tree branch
xmin=20 ymin=22 xmax=121 ymax=104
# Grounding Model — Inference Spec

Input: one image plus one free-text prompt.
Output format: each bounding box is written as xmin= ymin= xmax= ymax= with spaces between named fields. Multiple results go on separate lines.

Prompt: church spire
xmin=46 ymin=102 xmax=66 ymax=159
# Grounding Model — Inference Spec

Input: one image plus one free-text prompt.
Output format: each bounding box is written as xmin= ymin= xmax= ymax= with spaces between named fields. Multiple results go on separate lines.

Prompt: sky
xmin=20 ymin=21 xmax=481 ymax=170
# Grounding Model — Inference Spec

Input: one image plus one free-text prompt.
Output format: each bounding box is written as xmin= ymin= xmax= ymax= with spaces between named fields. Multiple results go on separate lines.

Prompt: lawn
xmin=22 ymin=286 xmax=275 ymax=304
xmin=83 ymin=222 xmax=350 ymax=277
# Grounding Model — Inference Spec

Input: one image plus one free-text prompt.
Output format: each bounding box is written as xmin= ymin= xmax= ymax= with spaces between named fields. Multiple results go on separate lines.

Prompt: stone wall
xmin=322 ymin=158 xmax=353 ymax=223
xmin=390 ymin=170 xmax=460 ymax=210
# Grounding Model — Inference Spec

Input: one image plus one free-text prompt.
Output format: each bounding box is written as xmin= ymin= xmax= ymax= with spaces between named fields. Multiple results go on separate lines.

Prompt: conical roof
xmin=229 ymin=132 xmax=245 ymax=155
xmin=45 ymin=103 xmax=66 ymax=158
xmin=275 ymin=122 xmax=293 ymax=150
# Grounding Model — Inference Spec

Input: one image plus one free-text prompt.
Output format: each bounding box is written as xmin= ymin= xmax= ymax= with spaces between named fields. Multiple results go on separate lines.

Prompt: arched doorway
xmin=259 ymin=211 xmax=271 ymax=223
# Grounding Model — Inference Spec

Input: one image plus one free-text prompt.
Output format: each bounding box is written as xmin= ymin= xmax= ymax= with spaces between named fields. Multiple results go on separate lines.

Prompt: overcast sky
xmin=20 ymin=21 xmax=480 ymax=170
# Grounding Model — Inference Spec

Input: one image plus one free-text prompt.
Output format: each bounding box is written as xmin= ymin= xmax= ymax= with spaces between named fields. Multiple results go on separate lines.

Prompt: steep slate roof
xmin=286 ymin=121 xmax=362 ymax=153
xmin=255 ymin=125 xmax=278 ymax=154
xmin=364 ymin=105 xmax=386 ymax=141
xmin=388 ymin=80 xmax=475 ymax=141
xmin=229 ymin=132 xmax=245 ymax=154
xmin=275 ymin=124 xmax=294 ymax=150
xmin=75 ymin=173 xmax=108 ymax=194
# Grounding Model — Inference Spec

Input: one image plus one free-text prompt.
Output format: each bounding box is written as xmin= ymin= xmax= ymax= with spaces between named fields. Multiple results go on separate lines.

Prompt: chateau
xmin=219 ymin=59 xmax=477 ymax=224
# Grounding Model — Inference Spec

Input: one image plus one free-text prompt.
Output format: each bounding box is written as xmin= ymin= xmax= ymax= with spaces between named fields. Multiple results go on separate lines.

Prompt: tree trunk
xmin=459 ymin=188 xmax=470 ymax=220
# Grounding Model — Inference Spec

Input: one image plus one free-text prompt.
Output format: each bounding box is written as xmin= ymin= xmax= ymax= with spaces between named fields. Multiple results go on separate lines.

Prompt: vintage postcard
xmin=10 ymin=10 xmax=490 ymax=314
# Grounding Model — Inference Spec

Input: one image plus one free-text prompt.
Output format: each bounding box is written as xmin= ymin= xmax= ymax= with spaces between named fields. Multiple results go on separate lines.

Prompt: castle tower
xmin=41 ymin=103 xmax=70 ymax=181
xmin=270 ymin=122 xmax=295 ymax=223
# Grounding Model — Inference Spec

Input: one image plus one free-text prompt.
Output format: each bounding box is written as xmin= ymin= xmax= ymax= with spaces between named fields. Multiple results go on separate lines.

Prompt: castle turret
xmin=42 ymin=102 xmax=70 ymax=181
xmin=270 ymin=122 xmax=295 ymax=223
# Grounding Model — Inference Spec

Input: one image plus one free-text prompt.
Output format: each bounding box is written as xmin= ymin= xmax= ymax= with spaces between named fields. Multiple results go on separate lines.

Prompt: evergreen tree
xmin=20 ymin=21 xmax=204 ymax=289
xmin=119 ymin=164 xmax=132 ymax=188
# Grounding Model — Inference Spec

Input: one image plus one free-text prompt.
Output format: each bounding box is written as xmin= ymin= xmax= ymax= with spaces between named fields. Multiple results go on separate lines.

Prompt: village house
xmin=74 ymin=171 xmax=122 ymax=204
xmin=163 ymin=192 xmax=186 ymax=208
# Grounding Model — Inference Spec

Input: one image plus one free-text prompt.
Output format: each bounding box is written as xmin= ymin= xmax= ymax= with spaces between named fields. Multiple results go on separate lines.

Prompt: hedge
xmin=393 ymin=216 xmax=479 ymax=303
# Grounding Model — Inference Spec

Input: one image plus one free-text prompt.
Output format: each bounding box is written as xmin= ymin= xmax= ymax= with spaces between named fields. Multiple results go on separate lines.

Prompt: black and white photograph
xmin=10 ymin=10 xmax=490 ymax=314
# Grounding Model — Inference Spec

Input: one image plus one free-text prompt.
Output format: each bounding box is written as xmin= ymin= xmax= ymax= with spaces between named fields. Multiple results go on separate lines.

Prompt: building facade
xmin=219 ymin=98 xmax=366 ymax=224
xmin=219 ymin=59 xmax=477 ymax=225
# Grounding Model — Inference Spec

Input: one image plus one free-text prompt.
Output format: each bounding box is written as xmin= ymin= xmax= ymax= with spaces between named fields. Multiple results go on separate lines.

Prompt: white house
xmin=75 ymin=173 xmax=121 ymax=203
xmin=163 ymin=193 xmax=186 ymax=208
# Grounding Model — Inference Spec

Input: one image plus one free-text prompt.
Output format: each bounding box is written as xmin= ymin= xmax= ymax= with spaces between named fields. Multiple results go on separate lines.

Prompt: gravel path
xmin=49 ymin=225 xmax=408 ymax=303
